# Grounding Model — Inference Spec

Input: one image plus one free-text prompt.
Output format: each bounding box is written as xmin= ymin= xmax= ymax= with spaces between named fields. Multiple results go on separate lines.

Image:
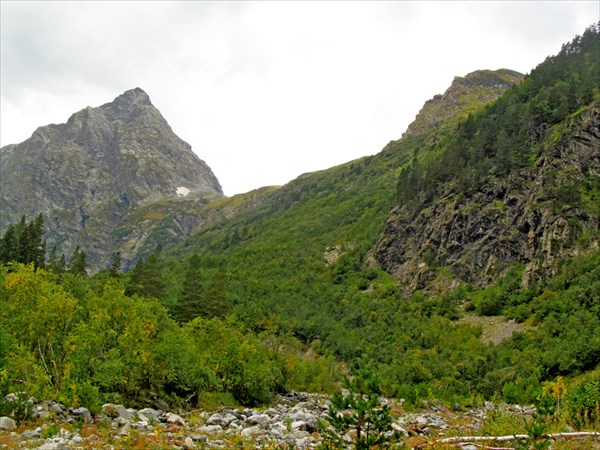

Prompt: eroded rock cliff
xmin=376 ymin=104 xmax=600 ymax=293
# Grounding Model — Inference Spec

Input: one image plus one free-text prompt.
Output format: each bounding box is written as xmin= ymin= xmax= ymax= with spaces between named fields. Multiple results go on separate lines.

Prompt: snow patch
xmin=176 ymin=186 xmax=190 ymax=197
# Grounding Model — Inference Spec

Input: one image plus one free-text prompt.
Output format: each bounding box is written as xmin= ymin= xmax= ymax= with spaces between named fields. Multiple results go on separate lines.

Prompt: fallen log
xmin=413 ymin=431 xmax=600 ymax=449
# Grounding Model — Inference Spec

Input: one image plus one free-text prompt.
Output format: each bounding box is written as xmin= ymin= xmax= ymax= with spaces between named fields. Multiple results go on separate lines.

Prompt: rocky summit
xmin=402 ymin=69 xmax=524 ymax=140
xmin=0 ymin=88 xmax=223 ymax=271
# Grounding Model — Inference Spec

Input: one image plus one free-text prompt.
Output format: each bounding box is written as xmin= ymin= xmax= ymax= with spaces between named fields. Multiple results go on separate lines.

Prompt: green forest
xmin=1 ymin=24 xmax=599 ymax=432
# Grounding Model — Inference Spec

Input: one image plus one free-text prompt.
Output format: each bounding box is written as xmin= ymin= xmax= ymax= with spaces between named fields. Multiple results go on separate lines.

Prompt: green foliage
xmin=0 ymin=214 xmax=45 ymax=268
xmin=125 ymin=251 xmax=165 ymax=299
xmin=68 ymin=245 xmax=87 ymax=276
xmin=1 ymin=26 xmax=599 ymax=422
xmin=109 ymin=252 xmax=122 ymax=277
xmin=0 ymin=263 xmax=339 ymax=411
xmin=320 ymin=369 xmax=401 ymax=449
xmin=565 ymin=377 xmax=600 ymax=427
xmin=46 ymin=245 xmax=67 ymax=275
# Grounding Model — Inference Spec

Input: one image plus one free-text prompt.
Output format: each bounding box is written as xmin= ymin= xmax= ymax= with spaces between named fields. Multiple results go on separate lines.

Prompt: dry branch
xmin=413 ymin=431 xmax=600 ymax=449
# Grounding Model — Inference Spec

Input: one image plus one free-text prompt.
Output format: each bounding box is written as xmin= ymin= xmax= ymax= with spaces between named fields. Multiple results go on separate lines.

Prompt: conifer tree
xmin=320 ymin=368 xmax=400 ymax=449
xmin=125 ymin=251 xmax=165 ymax=299
xmin=0 ymin=224 xmax=18 ymax=264
xmin=68 ymin=245 xmax=87 ymax=276
xmin=174 ymin=254 xmax=205 ymax=322
xmin=205 ymin=268 xmax=228 ymax=318
xmin=109 ymin=252 xmax=122 ymax=277
xmin=0 ymin=214 xmax=45 ymax=268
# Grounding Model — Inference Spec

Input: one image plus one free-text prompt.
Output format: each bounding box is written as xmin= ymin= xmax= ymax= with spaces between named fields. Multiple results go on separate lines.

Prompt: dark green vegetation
xmin=0 ymin=214 xmax=45 ymax=269
xmin=320 ymin=370 xmax=401 ymax=449
xmin=1 ymin=25 xmax=599 ymax=430
xmin=0 ymin=263 xmax=341 ymax=415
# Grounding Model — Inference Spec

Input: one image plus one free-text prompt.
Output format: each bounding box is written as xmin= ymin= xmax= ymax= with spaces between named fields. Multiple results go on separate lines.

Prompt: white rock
xmin=0 ymin=416 xmax=16 ymax=431
xmin=291 ymin=420 xmax=307 ymax=431
xmin=245 ymin=413 xmax=270 ymax=427
xmin=241 ymin=425 xmax=263 ymax=437
xmin=198 ymin=424 xmax=222 ymax=434
xmin=166 ymin=412 xmax=186 ymax=426
xmin=176 ymin=186 xmax=190 ymax=197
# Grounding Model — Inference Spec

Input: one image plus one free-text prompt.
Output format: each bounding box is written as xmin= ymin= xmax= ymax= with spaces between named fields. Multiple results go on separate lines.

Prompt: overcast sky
xmin=1 ymin=2 xmax=597 ymax=196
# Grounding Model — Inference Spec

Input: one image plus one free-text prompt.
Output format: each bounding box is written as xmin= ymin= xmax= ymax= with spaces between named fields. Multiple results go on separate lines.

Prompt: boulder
xmin=102 ymin=403 xmax=133 ymax=420
xmin=0 ymin=416 xmax=16 ymax=431
xmin=71 ymin=407 xmax=93 ymax=424
xmin=165 ymin=412 xmax=186 ymax=427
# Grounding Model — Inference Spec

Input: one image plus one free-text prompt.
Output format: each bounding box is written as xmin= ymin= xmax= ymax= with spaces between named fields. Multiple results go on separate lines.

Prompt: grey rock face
xmin=376 ymin=106 xmax=600 ymax=294
xmin=0 ymin=88 xmax=223 ymax=272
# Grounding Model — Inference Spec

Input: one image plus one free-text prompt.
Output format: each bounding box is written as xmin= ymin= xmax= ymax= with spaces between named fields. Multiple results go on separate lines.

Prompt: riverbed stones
xmin=0 ymin=393 xmax=539 ymax=449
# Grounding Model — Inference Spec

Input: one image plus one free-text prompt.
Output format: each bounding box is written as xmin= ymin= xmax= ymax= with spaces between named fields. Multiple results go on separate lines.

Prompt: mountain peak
xmin=0 ymin=89 xmax=223 ymax=271
xmin=402 ymin=69 xmax=524 ymax=139
xmin=112 ymin=87 xmax=152 ymax=107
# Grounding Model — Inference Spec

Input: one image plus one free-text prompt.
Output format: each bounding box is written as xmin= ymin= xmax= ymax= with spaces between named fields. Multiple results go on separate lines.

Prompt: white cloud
xmin=1 ymin=1 xmax=597 ymax=195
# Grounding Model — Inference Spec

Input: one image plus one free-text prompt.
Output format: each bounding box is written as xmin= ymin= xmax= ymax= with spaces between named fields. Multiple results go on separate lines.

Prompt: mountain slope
xmin=148 ymin=25 xmax=599 ymax=402
xmin=0 ymin=88 xmax=223 ymax=270
xmin=377 ymin=25 xmax=599 ymax=293
xmin=152 ymin=66 xmax=525 ymax=339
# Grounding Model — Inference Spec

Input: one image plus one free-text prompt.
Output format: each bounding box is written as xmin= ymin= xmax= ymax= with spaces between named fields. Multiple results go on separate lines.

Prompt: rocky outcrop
xmin=0 ymin=88 xmax=223 ymax=271
xmin=402 ymin=69 xmax=524 ymax=140
xmin=376 ymin=104 xmax=600 ymax=293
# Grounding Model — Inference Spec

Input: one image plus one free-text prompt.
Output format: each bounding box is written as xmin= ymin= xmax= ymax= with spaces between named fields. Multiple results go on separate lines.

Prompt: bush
xmin=566 ymin=378 xmax=600 ymax=427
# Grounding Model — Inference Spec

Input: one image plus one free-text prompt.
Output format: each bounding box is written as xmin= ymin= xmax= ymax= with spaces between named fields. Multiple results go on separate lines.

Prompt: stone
xmin=49 ymin=403 xmax=63 ymax=415
xmin=166 ymin=412 xmax=186 ymax=426
xmin=4 ymin=392 xmax=26 ymax=402
xmin=102 ymin=403 xmax=132 ymax=420
xmin=241 ymin=425 xmax=262 ymax=437
xmin=37 ymin=444 xmax=70 ymax=450
xmin=198 ymin=425 xmax=222 ymax=434
xmin=0 ymin=417 xmax=16 ymax=431
xmin=264 ymin=408 xmax=280 ymax=417
xmin=72 ymin=407 xmax=93 ymax=424
xmin=138 ymin=408 xmax=162 ymax=423
xmin=189 ymin=434 xmax=207 ymax=442
xmin=245 ymin=413 xmax=270 ymax=427
xmin=222 ymin=412 xmax=238 ymax=426
xmin=120 ymin=423 xmax=132 ymax=436
xmin=205 ymin=412 xmax=225 ymax=426
xmin=291 ymin=420 xmax=307 ymax=431
xmin=21 ymin=427 xmax=42 ymax=439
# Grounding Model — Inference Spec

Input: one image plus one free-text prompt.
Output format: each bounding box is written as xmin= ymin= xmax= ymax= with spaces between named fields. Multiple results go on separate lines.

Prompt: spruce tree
xmin=0 ymin=224 xmax=18 ymax=264
xmin=320 ymin=369 xmax=400 ymax=449
xmin=125 ymin=252 xmax=165 ymax=299
xmin=174 ymin=254 xmax=205 ymax=322
xmin=68 ymin=245 xmax=87 ymax=276
xmin=109 ymin=252 xmax=122 ymax=277
xmin=0 ymin=214 xmax=45 ymax=268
